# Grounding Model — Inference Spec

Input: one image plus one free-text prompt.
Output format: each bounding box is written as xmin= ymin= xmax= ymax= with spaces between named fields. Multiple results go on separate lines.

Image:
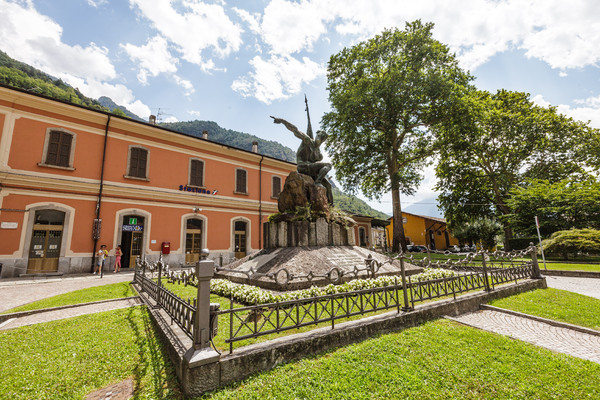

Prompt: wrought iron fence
xmin=134 ymin=257 xmax=196 ymax=340
xmin=135 ymin=246 xmax=542 ymax=354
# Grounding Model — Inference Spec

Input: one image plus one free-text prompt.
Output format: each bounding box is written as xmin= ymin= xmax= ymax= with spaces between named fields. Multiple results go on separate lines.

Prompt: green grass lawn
xmin=540 ymin=262 xmax=600 ymax=272
xmin=1 ymin=281 xmax=138 ymax=314
xmin=0 ymin=306 xmax=183 ymax=400
xmin=197 ymin=318 xmax=600 ymax=399
xmin=489 ymin=287 xmax=600 ymax=331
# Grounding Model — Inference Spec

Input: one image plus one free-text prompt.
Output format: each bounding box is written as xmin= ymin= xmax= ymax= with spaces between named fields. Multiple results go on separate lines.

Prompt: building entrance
xmin=121 ymin=215 xmax=144 ymax=268
xmin=27 ymin=210 xmax=65 ymax=273
xmin=185 ymin=218 xmax=203 ymax=264
xmin=233 ymin=220 xmax=247 ymax=259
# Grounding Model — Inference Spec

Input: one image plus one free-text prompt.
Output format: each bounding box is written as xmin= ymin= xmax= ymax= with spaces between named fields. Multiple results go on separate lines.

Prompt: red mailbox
xmin=161 ymin=241 xmax=170 ymax=255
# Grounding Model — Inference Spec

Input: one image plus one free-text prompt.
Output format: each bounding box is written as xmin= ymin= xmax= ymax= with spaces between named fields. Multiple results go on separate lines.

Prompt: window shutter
xmin=45 ymin=131 xmax=61 ymax=165
xmin=57 ymin=133 xmax=72 ymax=167
xmin=272 ymin=176 xmax=281 ymax=197
xmin=129 ymin=147 xmax=147 ymax=178
xmin=190 ymin=160 xmax=204 ymax=186
xmin=236 ymin=169 xmax=246 ymax=193
xmin=45 ymin=131 xmax=73 ymax=167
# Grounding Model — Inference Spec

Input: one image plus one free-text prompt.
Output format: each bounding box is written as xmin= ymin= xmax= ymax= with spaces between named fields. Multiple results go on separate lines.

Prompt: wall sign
xmin=1 ymin=222 xmax=18 ymax=229
xmin=179 ymin=185 xmax=218 ymax=195
xmin=123 ymin=224 xmax=144 ymax=232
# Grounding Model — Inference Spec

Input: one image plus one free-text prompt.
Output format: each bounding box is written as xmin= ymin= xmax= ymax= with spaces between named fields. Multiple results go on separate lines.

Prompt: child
xmin=113 ymin=245 xmax=122 ymax=273
xmin=95 ymin=244 xmax=108 ymax=274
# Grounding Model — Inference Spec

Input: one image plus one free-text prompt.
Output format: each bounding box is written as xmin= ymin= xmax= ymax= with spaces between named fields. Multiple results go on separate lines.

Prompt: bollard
xmin=184 ymin=248 xmax=220 ymax=367
xmin=529 ymin=243 xmax=543 ymax=279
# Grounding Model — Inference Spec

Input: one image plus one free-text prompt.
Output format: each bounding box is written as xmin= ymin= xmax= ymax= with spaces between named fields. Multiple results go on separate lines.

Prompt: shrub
xmin=540 ymin=228 xmax=600 ymax=260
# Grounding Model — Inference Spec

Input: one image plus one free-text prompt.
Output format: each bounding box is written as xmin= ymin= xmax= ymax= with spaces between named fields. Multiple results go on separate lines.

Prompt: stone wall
xmin=263 ymin=218 xmax=356 ymax=248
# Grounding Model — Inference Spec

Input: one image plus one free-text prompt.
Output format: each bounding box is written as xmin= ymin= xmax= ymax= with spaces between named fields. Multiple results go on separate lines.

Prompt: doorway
xmin=185 ymin=218 xmax=203 ymax=264
xmin=233 ymin=220 xmax=247 ymax=259
xmin=121 ymin=215 xmax=144 ymax=268
xmin=27 ymin=210 xmax=65 ymax=273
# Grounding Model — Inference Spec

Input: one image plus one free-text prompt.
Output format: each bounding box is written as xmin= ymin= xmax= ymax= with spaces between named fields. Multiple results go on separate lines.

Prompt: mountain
xmin=160 ymin=120 xmax=296 ymax=162
xmin=332 ymin=188 xmax=390 ymax=220
xmin=97 ymin=96 xmax=145 ymax=122
xmin=0 ymin=50 xmax=389 ymax=220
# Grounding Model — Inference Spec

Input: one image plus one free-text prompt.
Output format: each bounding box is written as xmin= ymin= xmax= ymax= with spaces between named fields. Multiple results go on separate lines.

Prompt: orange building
xmin=385 ymin=212 xmax=459 ymax=251
xmin=0 ymin=85 xmax=296 ymax=277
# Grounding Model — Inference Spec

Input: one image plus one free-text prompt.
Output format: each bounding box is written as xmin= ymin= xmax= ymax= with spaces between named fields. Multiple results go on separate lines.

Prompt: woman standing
xmin=113 ymin=245 xmax=122 ymax=273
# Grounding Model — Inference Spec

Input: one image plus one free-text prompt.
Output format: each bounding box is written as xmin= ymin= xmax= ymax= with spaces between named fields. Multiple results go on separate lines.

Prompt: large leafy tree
xmin=505 ymin=177 xmax=600 ymax=237
xmin=322 ymin=20 xmax=472 ymax=252
xmin=436 ymin=89 xmax=596 ymax=250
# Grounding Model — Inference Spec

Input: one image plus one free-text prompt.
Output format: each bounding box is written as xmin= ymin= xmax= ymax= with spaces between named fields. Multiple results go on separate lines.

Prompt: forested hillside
xmin=333 ymin=188 xmax=390 ymax=219
xmin=161 ymin=120 xmax=296 ymax=162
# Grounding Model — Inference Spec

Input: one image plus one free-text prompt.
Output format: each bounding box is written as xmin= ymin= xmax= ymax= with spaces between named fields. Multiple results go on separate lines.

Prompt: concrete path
xmin=544 ymin=275 xmax=600 ymax=299
xmin=450 ymin=308 xmax=600 ymax=364
xmin=0 ymin=297 xmax=142 ymax=331
xmin=0 ymin=271 xmax=135 ymax=313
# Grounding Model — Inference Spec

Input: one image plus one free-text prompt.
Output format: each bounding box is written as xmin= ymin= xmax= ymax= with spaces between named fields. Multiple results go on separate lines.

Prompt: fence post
xmin=184 ymin=249 xmax=220 ymax=367
xmin=529 ymin=242 xmax=543 ymax=279
xmin=399 ymin=255 xmax=413 ymax=311
xmin=481 ymin=251 xmax=491 ymax=292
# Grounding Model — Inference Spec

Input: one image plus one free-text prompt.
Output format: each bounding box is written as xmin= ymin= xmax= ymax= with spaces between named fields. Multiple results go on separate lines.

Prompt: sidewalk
xmin=0 ymin=270 xmax=135 ymax=313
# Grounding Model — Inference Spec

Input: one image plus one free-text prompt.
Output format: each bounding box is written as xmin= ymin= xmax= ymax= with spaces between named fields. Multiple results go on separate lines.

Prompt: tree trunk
xmin=503 ymin=225 xmax=513 ymax=251
xmin=391 ymin=188 xmax=408 ymax=253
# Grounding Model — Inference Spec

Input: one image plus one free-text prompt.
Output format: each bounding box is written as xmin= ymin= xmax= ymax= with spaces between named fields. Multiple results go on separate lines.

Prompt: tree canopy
xmin=435 ymin=89 xmax=597 ymax=249
xmin=323 ymin=20 xmax=472 ymax=252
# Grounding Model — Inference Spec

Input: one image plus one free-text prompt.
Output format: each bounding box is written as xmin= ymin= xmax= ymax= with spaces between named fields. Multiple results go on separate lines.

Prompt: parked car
xmin=449 ymin=245 xmax=461 ymax=253
xmin=413 ymin=245 xmax=428 ymax=253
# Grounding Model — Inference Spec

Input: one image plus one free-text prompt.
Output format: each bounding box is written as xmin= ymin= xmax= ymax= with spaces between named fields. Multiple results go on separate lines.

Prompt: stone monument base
xmin=263 ymin=218 xmax=355 ymax=248
xmin=215 ymin=245 xmax=422 ymax=291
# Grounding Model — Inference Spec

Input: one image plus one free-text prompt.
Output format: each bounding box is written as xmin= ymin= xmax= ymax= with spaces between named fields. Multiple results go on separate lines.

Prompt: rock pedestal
xmin=263 ymin=218 xmax=356 ymax=249
xmin=278 ymin=171 xmax=330 ymax=214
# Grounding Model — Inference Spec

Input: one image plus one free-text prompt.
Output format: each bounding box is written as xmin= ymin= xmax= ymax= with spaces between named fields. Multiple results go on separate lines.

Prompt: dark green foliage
xmin=161 ymin=120 xmax=296 ymax=162
xmin=508 ymin=237 xmax=539 ymax=250
xmin=541 ymin=228 xmax=600 ymax=259
xmin=332 ymin=187 xmax=389 ymax=219
xmin=450 ymin=217 xmax=502 ymax=249
xmin=505 ymin=177 xmax=600 ymax=237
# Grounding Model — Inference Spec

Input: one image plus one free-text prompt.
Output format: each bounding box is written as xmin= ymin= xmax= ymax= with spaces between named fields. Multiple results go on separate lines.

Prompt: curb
xmin=477 ymin=304 xmax=600 ymax=338
xmin=0 ymin=296 xmax=141 ymax=323
xmin=541 ymin=270 xmax=600 ymax=279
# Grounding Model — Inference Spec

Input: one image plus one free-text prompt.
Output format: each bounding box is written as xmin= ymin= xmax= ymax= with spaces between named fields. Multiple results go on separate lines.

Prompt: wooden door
xmin=27 ymin=224 xmax=63 ymax=273
xmin=185 ymin=229 xmax=202 ymax=264
xmin=129 ymin=231 xmax=143 ymax=267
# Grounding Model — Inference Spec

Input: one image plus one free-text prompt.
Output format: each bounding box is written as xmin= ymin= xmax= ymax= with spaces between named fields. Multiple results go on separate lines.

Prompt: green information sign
xmin=129 ymin=217 xmax=137 ymax=225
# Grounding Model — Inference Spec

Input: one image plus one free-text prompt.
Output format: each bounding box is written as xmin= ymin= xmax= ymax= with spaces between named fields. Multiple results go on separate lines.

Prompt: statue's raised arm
xmin=270 ymin=116 xmax=307 ymax=141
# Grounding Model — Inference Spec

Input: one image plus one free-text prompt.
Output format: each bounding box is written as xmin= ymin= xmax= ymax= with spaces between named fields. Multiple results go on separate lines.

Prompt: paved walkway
xmin=0 ymin=297 xmax=141 ymax=330
xmin=544 ymin=275 xmax=600 ymax=299
xmin=450 ymin=308 xmax=600 ymax=364
xmin=0 ymin=271 xmax=135 ymax=313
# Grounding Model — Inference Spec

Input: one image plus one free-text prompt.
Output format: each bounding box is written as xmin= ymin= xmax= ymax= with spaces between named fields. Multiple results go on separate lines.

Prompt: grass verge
xmin=489 ymin=287 xmax=600 ymax=331
xmin=1 ymin=281 xmax=138 ymax=314
xmin=0 ymin=306 xmax=183 ymax=400
xmin=197 ymin=318 xmax=600 ymax=399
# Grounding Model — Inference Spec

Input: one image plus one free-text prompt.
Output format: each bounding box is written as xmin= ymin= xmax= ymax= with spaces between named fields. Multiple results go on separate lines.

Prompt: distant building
xmin=385 ymin=212 xmax=459 ymax=250
xmin=0 ymin=84 xmax=296 ymax=277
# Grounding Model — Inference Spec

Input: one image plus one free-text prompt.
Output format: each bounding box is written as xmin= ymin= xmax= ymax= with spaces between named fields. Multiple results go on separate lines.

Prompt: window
xmin=127 ymin=146 xmax=148 ymax=179
xmin=272 ymin=176 xmax=281 ymax=198
xmin=189 ymin=159 xmax=204 ymax=187
xmin=41 ymin=129 xmax=75 ymax=169
xmin=235 ymin=168 xmax=247 ymax=194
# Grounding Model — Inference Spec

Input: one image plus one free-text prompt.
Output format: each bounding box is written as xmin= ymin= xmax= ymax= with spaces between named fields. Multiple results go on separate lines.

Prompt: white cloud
xmin=231 ymin=55 xmax=324 ymax=104
xmin=121 ymin=36 xmax=178 ymax=85
xmin=533 ymin=94 xmax=600 ymax=129
xmin=232 ymin=7 xmax=261 ymax=34
xmin=173 ymin=75 xmax=195 ymax=96
xmin=87 ymin=0 xmax=108 ymax=7
xmin=129 ymin=0 xmax=243 ymax=72
xmin=188 ymin=110 xmax=203 ymax=118
xmin=0 ymin=0 xmax=116 ymax=81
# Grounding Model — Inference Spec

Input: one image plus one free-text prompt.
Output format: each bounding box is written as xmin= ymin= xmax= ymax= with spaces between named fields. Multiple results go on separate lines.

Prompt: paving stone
xmin=451 ymin=309 xmax=600 ymax=364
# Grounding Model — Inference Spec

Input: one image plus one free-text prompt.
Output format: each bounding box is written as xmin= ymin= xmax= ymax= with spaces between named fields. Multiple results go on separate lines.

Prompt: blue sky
xmin=2 ymin=0 xmax=600 ymax=217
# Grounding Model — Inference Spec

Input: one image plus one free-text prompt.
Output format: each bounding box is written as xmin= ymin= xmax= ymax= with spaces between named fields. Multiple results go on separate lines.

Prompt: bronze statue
xmin=271 ymin=96 xmax=333 ymax=204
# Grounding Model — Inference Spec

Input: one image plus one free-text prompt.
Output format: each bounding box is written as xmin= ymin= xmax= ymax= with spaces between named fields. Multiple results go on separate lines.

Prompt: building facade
xmin=0 ymin=85 xmax=296 ymax=277
xmin=385 ymin=212 xmax=459 ymax=251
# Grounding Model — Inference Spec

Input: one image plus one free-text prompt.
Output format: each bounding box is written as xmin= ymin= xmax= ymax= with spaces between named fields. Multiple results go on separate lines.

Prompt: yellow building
xmin=385 ymin=212 xmax=459 ymax=251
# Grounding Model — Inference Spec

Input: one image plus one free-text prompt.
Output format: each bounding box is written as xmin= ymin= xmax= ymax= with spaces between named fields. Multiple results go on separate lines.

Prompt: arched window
xmin=233 ymin=220 xmax=247 ymax=258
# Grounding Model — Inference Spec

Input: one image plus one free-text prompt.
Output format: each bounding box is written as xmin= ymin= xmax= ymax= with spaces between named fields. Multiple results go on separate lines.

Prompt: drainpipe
xmin=258 ymin=155 xmax=264 ymax=249
xmin=92 ymin=115 xmax=111 ymax=276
